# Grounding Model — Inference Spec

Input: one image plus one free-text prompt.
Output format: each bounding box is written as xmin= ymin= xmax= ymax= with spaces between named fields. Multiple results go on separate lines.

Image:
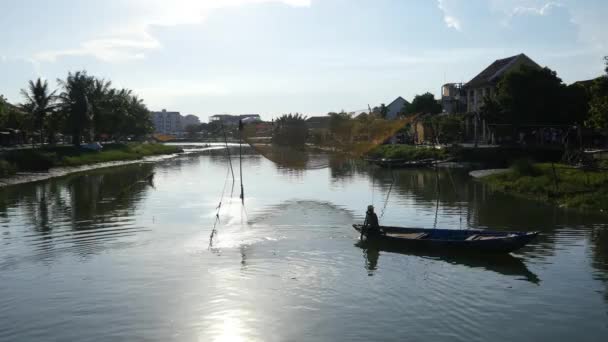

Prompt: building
xmin=306 ymin=116 xmax=331 ymax=130
xmin=182 ymin=114 xmax=201 ymax=128
xmin=151 ymin=109 xmax=183 ymax=134
xmin=209 ymin=114 xmax=261 ymax=126
xmin=464 ymin=53 xmax=540 ymax=113
xmin=386 ymin=96 xmax=410 ymax=120
xmin=441 ymin=83 xmax=466 ymax=114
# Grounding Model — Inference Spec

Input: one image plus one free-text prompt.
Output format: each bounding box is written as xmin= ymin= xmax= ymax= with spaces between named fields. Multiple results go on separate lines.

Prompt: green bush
xmin=5 ymin=150 xmax=57 ymax=171
xmin=511 ymin=158 xmax=541 ymax=176
xmin=0 ymin=160 xmax=17 ymax=178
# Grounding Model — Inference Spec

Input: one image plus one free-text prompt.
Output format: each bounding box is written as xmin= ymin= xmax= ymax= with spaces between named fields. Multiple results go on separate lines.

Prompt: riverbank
xmin=366 ymin=145 xmax=447 ymax=161
xmin=365 ymin=144 xmax=564 ymax=166
xmin=0 ymin=143 xmax=182 ymax=182
xmin=479 ymin=162 xmax=608 ymax=213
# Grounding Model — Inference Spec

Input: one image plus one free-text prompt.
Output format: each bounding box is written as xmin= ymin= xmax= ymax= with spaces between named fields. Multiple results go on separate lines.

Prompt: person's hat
xmin=367 ymin=205 xmax=374 ymax=211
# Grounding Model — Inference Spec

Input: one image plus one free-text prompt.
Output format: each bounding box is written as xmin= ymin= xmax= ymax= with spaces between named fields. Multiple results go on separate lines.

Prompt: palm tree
xmin=57 ymin=71 xmax=94 ymax=146
xmin=90 ymin=78 xmax=112 ymax=139
xmin=20 ymin=78 xmax=57 ymax=145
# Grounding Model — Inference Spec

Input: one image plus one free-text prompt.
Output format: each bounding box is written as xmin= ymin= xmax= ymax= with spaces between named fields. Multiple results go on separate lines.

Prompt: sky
xmin=1 ymin=0 xmax=607 ymax=121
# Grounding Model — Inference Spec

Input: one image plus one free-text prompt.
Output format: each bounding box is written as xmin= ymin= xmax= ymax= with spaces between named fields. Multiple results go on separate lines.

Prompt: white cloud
xmin=33 ymin=0 xmax=311 ymax=63
xmin=512 ymin=2 xmax=562 ymax=16
xmin=437 ymin=0 xmax=462 ymax=31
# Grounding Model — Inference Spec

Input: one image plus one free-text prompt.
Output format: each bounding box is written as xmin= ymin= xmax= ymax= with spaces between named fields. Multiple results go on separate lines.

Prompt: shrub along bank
xmin=0 ymin=143 xmax=182 ymax=178
xmin=480 ymin=160 xmax=608 ymax=213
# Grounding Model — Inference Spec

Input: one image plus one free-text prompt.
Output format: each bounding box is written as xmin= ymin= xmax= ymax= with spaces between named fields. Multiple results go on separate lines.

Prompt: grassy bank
xmin=0 ymin=143 xmax=182 ymax=177
xmin=481 ymin=161 xmax=608 ymax=212
xmin=367 ymin=145 xmax=448 ymax=161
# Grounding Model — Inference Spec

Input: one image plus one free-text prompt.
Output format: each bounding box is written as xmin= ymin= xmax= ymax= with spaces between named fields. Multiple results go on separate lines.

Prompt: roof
xmin=306 ymin=116 xmax=331 ymax=129
xmin=465 ymin=53 xmax=540 ymax=88
xmin=306 ymin=116 xmax=330 ymax=122
xmin=387 ymin=96 xmax=410 ymax=108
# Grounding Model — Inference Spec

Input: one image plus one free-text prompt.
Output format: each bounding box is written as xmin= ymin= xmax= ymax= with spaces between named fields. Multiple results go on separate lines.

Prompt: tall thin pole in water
xmin=222 ymin=123 xmax=235 ymax=182
xmin=239 ymin=119 xmax=245 ymax=204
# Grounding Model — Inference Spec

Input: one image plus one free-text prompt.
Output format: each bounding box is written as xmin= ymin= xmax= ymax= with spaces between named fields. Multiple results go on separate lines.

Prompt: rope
xmin=445 ymin=166 xmax=463 ymax=230
xmin=209 ymin=165 xmax=230 ymax=248
xmin=379 ymin=167 xmax=395 ymax=219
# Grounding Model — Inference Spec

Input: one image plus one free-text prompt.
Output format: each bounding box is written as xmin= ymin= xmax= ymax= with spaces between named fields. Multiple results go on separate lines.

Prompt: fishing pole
xmin=238 ymin=119 xmax=245 ymax=204
xmin=221 ymin=123 xmax=235 ymax=183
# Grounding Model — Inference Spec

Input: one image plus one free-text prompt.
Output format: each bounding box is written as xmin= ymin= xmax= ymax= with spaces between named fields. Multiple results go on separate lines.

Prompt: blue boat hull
xmin=353 ymin=225 xmax=538 ymax=254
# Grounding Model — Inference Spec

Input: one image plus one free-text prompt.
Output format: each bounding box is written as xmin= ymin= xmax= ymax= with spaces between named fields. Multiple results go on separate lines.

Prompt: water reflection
xmin=2 ymin=148 xmax=608 ymax=341
xmin=356 ymin=240 xmax=540 ymax=284
xmin=0 ymin=163 xmax=155 ymax=268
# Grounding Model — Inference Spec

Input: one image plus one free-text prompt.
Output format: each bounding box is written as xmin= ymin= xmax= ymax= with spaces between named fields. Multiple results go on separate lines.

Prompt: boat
xmin=365 ymin=157 xmax=453 ymax=168
xmin=352 ymin=225 xmax=538 ymax=254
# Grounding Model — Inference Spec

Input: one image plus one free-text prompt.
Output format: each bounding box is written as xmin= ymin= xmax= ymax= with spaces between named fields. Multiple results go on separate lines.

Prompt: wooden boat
xmin=365 ymin=157 xmax=453 ymax=169
xmin=353 ymin=225 xmax=539 ymax=254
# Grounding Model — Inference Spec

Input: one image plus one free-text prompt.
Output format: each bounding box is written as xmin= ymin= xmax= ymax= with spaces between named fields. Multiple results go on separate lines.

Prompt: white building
xmin=151 ymin=109 xmax=183 ymax=134
xmin=209 ymin=114 xmax=261 ymax=126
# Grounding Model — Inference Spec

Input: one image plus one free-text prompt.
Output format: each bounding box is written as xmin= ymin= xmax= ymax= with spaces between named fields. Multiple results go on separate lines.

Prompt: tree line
xmin=0 ymin=70 xmax=153 ymax=146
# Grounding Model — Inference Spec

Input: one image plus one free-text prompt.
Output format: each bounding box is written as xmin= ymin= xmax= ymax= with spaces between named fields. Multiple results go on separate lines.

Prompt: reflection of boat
xmin=353 ymin=225 xmax=538 ymax=254
xmin=356 ymin=240 xmax=540 ymax=284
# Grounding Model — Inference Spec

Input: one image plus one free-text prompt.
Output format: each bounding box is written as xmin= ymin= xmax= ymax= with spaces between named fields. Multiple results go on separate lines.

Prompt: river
xmin=1 ymin=143 xmax=607 ymax=341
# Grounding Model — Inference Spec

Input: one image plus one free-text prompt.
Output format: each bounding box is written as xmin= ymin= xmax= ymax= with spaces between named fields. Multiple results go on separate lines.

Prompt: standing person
xmin=362 ymin=205 xmax=382 ymax=237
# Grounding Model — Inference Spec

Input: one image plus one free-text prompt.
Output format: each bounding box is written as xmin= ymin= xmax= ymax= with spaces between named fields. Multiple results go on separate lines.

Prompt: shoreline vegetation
xmin=0 ymin=143 xmax=182 ymax=179
xmin=479 ymin=160 xmax=608 ymax=213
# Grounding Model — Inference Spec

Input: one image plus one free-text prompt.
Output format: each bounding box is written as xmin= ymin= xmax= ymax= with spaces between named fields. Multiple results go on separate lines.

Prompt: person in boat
xmin=363 ymin=205 xmax=383 ymax=236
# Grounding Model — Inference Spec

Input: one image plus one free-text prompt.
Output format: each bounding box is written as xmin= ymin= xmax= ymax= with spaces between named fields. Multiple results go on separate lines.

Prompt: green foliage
xmin=20 ymin=78 xmax=57 ymax=144
xmin=488 ymin=65 xmax=588 ymax=126
xmin=483 ymin=163 xmax=608 ymax=212
xmin=0 ymin=160 xmax=17 ymax=178
xmin=0 ymin=143 xmax=180 ymax=175
xmin=60 ymin=143 xmax=180 ymax=166
xmin=57 ymin=71 xmax=95 ymax=145
xmin=329 ymin=111 xmax=355 ymax=144
xmin=586 ymin=57 xmax=608 ymax=131
xmin=272 ymin=113 xmax=308 ymax=147
xmin=510 ymin=158 xmax=541 ymax=177
xmin=367 ymin=145 xmax=447 ymax=161
xmin=0 ymin=95 xmax=30 ymax=130
xmin=54 ymin=70 xmax=153 ymax=146
xmin=5 ymin=150 xmax=57 ymax=171
xmin=404 ymin=92 xmax=441 ymax=115
xmin=425 ymin=114 xmax=464 ymax=144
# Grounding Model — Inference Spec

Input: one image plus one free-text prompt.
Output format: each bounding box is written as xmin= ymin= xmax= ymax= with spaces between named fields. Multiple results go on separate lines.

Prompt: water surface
xmin=1 ymin=144 xmax=607 ymax=341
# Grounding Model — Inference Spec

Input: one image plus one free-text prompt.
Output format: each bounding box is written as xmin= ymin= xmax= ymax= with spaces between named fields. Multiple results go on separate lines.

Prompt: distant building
xmin=209 ymin=114 xmax=261 ymax=126
xmin=386 ymin=96 xmax=410 ymax=120
xmin=464 ymin=53 xmax=541 ymax=113
xmin=306 ymin=116 xmax=331 ymax=130
xmin=151 ymin=109 xmax=183 ymax=134
xmin=441 ymin=83 xmax=466 ymax=114
xmin=182 ymin=114 xmax=201 ymax=128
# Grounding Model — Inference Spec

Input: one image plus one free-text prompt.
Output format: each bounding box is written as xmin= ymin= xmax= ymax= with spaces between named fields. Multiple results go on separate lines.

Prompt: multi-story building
xmin=209 ymin=114 xmax=261 ymax=126
xmin=441 ymin=83 xmax=466 ymax=114
xmin=464 ymin=53 xmax=540 ymax=113
xmin=151 ymin=109 xmax=183 ymax=134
